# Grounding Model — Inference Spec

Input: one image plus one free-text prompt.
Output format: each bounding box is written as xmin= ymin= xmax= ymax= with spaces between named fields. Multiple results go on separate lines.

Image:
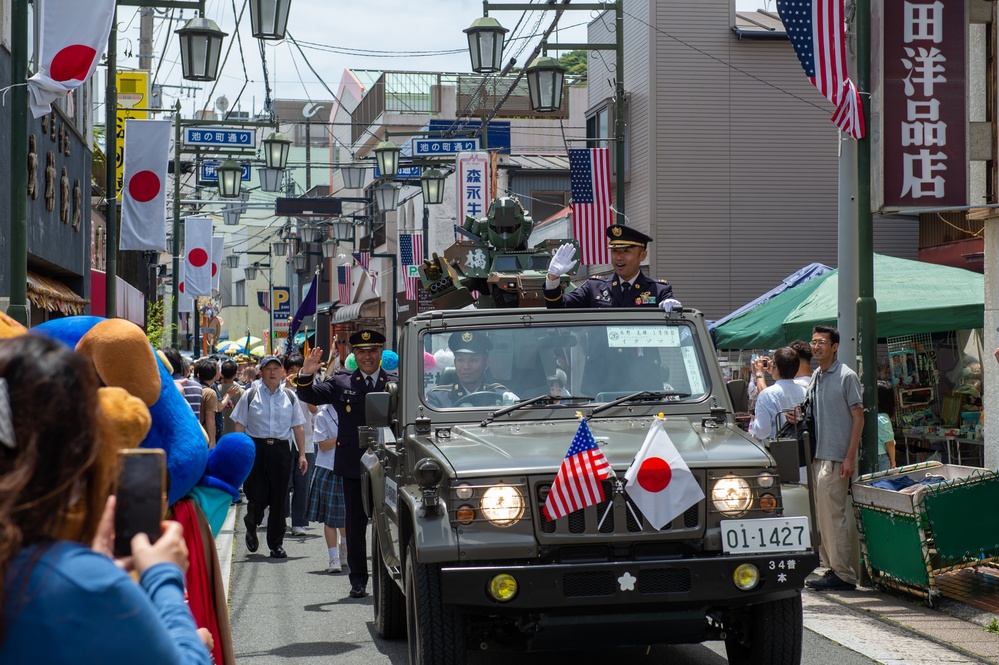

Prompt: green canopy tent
xmin=713 ymin=254 xmax=984 ymax=350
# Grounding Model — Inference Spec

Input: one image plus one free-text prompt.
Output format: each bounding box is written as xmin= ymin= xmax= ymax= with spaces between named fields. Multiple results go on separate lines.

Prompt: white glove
xmin=546 ymin=243 xmax=577 ymax=277
xmin=660 ymin=298 xmax=682 ymax=313
xmin=501 ymin=391 xmax=520 ymax=405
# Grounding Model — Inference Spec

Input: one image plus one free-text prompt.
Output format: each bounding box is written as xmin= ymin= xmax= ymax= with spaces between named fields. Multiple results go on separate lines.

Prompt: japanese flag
xmin=27 ymin=0 xmax=115 ymax=118
xmin=212 ymin=236 xmax=224 ymax=291
xmin=624 ymin=417 xmax=704 ymax=530
xmin=176 ymin=261 xmax=194 ymax=313
xmin=184 ymin=217 xmax=214 ymax=297
xmin=120 ymin=119 xmax=171 ymax=251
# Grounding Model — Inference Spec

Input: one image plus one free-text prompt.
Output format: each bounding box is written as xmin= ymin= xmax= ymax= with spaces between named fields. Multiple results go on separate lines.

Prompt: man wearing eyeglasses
xmin=804 ymin=325 xmax=864 ymax=592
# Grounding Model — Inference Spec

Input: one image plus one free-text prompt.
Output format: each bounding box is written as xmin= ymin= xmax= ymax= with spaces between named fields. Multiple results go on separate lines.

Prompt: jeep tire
xmin=373 ymin=528 xmax=406 ymax=639
xmin=724 ymin=593 xmax=803 ymax=665
xmin=404 ymin=537 xmax=466 ymax=665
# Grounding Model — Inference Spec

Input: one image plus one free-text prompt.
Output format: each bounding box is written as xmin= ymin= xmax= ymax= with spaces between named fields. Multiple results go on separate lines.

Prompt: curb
xmin=217 ymin=502 xmax=238 ymax=601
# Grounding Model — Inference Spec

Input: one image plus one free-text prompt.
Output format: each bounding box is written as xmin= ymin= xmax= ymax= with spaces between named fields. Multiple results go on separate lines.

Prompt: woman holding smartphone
xmin=0 ymin=334 xmax=212 ymax=665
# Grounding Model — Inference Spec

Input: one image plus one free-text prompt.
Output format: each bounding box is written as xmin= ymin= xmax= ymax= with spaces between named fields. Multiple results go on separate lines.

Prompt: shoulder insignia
xmin=429 ymin=385 xmax=449 ymax=392
xmin=658 ymin=279 xmax=667 ymax=283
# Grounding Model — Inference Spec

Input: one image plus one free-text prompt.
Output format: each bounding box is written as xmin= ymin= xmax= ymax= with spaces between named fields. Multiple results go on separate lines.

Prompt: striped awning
xmin=27 ymin=271 xmax=90 ymax=315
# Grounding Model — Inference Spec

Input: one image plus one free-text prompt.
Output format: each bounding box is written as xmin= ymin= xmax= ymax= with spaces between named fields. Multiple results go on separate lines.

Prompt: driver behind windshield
xmin=427 ymin=332 xmax=517 ymax=408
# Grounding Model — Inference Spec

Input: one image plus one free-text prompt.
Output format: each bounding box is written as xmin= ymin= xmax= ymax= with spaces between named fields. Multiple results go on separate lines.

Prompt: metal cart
xmin=852 ymin=461 xmax=999 ymax=602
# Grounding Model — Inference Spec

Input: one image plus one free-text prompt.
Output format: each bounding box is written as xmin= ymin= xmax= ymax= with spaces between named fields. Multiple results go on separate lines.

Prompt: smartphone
xmin=113 ymin=449 xmax=167 ymax=558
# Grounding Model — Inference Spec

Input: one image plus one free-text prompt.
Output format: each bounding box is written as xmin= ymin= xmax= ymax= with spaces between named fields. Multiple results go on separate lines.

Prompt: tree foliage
xmin=559 ymin=50 xmax=588 ymax=77
xmin=146 ymin=297 xmax=177 ymax=349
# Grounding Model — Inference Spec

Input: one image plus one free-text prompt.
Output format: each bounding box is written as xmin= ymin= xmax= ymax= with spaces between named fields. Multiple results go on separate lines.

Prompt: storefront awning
xmin=333 ymin=302 xmax=364 ymax=323
xmin=27 ymin=271 xmax=90 ymax=315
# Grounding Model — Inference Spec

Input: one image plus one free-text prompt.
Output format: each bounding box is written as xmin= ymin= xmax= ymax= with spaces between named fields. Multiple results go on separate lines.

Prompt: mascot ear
xmin=76 ymin=319 xmax=161 ymax=406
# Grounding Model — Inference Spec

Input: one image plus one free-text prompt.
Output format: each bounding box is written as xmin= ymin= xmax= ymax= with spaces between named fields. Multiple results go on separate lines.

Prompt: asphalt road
xmin=227 ymin=508 xmax=878 ymax=665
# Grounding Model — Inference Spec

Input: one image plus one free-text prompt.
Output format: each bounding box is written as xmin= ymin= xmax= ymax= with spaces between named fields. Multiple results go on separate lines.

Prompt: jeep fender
xmin=398 ymin=485 xmax=460 ymax=565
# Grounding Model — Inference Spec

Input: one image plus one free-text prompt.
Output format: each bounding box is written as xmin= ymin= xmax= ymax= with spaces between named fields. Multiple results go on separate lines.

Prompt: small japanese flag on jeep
xmin=624 ymin=417 xmax=704 ymax=530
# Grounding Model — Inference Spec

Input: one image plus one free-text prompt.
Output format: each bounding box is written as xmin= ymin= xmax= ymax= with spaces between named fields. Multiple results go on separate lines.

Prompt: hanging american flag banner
xmin=776 ymin=0 xmax=864 ymax=139
xmin=569 ymin=148 xmax=612 ymax=266
xmin=399 ymin=233 xmax=423 ymax=267
xmin=337 ymin=265 xmax=351 ymax=304
xmin=404 ymin=276 xmax=420 ymax=301
xmin=352 ymin=251 xmax=370 ymax=271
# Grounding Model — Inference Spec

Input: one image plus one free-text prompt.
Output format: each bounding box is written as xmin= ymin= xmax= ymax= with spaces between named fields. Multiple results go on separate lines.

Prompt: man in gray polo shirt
xmin=805 ymin=325 xmax=864 ymax=591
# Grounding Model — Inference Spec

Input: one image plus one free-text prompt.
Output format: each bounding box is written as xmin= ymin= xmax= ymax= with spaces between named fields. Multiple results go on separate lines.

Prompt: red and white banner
xmin=184 ymin=217 xmax=214 ymax=297
xmin=177 ymin=261 xmax=194 ymax=313
xmin=624 ymin=418 xmax=704 ymax=530
xmin=27 ymin=0 xmax=116 ymax=117
xmin=120 ymin=119 xmax=171 ymax=251
xmin=211 ymin=236 xmax=224 ymax=292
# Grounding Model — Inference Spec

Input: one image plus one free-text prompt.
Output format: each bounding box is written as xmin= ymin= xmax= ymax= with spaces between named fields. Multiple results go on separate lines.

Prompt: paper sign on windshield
xmin=606 ymin=326 xmax=680 ymax=348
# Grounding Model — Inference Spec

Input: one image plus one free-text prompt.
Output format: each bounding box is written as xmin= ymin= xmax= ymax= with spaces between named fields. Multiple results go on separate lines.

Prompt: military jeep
xmin=362 ymin=307 xmax=818 ymax=664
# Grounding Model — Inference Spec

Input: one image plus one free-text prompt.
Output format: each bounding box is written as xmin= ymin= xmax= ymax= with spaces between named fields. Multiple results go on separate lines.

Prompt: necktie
xmin=366 ymin=376 xmax=374 ymax=390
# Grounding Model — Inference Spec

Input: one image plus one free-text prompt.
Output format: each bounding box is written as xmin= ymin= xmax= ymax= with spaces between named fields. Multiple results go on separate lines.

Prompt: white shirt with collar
xmin=231 ymin=379 xmax=306 ymax=448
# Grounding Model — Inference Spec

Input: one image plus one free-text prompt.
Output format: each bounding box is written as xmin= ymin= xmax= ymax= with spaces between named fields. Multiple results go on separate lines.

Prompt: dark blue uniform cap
xmin=448 ymin=331 xmax=493 ymax=354
xmin=349 ymin=329 xmax=386 ymax=348
xmin=606 ymin=224 xmax=653 ymax=248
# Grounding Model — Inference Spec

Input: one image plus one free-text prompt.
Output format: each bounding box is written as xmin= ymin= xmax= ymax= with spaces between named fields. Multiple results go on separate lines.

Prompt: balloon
xmin=381 ymin=350 xmax=399 ymax=371
xmin=423 ymin=351 xmax=436 ymax=371
xmin=345 ymin=353 xmax=357 ymax=371
xmin=433 ymin=349 xmax=454 ymax=370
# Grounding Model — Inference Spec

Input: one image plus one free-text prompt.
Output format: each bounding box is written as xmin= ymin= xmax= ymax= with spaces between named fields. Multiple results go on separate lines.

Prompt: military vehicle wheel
xmin=405 ymin=537 xmax=466 ymax=665
xmin=373 ymin=528 xmax=406 ymax=639
xmin=724 ymin=594 xmax=802 ymax=665
xmin=451 ymin=391 xmax=504 ymax=407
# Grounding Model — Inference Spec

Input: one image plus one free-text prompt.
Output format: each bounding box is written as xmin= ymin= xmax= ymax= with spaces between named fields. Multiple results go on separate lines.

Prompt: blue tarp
xmin=708 ymin=262 xmax=833 ymax=335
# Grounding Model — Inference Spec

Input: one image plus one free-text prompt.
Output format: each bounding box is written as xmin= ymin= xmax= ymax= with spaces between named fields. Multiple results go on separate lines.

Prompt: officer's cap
xmin=448 ymin=331 xmax=493 ymax=355
xmin=349 ymin=329 xmax=386 ymax=348
xmin=606 ymin=224 xmax=653 ymax=248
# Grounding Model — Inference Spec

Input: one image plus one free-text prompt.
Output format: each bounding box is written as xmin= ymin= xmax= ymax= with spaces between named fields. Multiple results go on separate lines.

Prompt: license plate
xmin=721 ymin=516 xmax=810 ymax=554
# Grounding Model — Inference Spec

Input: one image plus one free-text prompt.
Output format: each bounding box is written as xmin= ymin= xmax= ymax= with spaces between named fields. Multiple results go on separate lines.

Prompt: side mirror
xmin=727 ymin=379 xmax=749 ymax=413
xmin=366 ymin=392 xmax=392 ymax=428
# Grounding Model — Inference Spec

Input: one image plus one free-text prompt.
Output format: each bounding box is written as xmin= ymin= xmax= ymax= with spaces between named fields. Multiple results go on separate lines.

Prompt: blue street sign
xmin=374 ymin=165 xmax=422 ymax=180
xmin=201 ymin=161 xmax=251 ymax=182
xmin=184 ymin=127 xmax=256 ymax=148
xmin=412 ymin=138 xmax=480 ymax=156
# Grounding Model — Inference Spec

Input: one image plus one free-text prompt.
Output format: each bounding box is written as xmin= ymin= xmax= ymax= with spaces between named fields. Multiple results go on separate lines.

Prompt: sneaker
xmin=292 ymin=526 xmax=307 ymax=536
xmin=339 ymin=547 xmax=348 ymax=566
xmin=327 ymin=559 xmax=342 ymax=574
xmin=806 ymin=570 xmax=855 ymax=591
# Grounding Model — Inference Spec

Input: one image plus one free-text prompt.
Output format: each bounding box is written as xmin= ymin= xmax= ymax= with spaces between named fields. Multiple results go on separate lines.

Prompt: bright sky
xmin=112 ymin=0 xmax=771 ymax=119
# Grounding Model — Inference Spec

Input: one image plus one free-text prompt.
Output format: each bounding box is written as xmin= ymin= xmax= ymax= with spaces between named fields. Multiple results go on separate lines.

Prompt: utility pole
xmin=139 ymin=7 xmax=155 ymax=71
xmin=7 ymin=0 xmax=29 ymax=325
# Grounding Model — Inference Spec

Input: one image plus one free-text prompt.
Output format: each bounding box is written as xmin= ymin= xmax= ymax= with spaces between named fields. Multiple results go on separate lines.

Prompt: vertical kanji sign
xmin=883 ymin=1 xmax=966 ymax=208
xmin=456 ymin=152 xmax=491 ymax=222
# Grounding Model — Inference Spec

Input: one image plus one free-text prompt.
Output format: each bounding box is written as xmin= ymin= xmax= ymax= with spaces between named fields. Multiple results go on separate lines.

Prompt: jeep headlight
xmin=480 ymin=485 xmax=525 ymax=527
xmin=711 ymin=475 xmax=752 ymax=517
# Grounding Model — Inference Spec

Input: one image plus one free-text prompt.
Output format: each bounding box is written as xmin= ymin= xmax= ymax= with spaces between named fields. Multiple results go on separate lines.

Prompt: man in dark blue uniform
xmin=543 ymin=224 xmax=680 ymax=310
xmin=295 ymin=329 xmax=396 ymax=599
xmin=427 ymin=331 xmax=514 ymax=408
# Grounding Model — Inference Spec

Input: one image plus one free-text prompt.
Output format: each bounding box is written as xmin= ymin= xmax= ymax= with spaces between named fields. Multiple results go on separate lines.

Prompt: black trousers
xmin=245 ymin=439 xmax=293 ymax=551
xmin=342 ymin=477 xmax=368 ymax=587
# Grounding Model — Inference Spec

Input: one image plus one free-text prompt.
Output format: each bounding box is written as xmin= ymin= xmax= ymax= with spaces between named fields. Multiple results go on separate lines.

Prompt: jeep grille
xmin=534 ymin=473 xmax=704 ymax=543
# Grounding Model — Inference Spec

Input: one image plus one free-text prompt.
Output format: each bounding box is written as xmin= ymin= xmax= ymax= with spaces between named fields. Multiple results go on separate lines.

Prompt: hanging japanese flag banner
xmin=184 ymin=217 xmax=214 ymax=297
xmin=27 ymin=0 xmax=116 ymax=118
xmin=177 ymin=260 xmax=193 ymax=313
xmin=211 ymin=236 xmax=224 ymax=291
xmin=624 ymin=417 xmax=704 ymax=530
xmin=120 ymin=119 xmax=171 ymax=251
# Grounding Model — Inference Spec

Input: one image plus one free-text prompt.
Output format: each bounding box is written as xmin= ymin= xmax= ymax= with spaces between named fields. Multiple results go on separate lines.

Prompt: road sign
xmin=413 ymin=138 xmax=479 ymax=156
xmin=407 ymin=265 xmax=420 ymax=278
xmin=374 ymin=165 xmax=421 ymax=180
xmin=201 ymin=161 xmax=251 ymax=182
xmin=184 ymin=127 xmax=256 ymax=148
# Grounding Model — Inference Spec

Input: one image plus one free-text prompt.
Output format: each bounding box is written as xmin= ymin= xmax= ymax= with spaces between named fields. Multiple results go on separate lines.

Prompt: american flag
xmin=352 ymin=251 xmax=370 ymax=271
xmin=569 ymin=148 xmax=612 ymax=266
xmin=543 ymin=419 xmax=613 ymax=521
xmin=777 ymin=0 xmax=864 ymax=139
xmin=337 ymin=265 xmax=351 ymax=304
xmin=399 ymin=232 xmax=423 ymax=266
xmin=404 ymin=276 xmax=420 ymax=301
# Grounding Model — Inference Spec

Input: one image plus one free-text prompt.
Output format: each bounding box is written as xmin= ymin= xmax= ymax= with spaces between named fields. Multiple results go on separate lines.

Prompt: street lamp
xmin=341 ymin=163 xmax=367 ymax=189
xmin=263 ymin=132 xmax=292 ymax=169
xmin=374 ymin=183 xmax=399 ymax=212
xmin=525 ymin=55 xmax=566 ymax=113
xmin=293 ymin=255 xmax=307 ymax=271
xmin=259 ymin=167 xmax=283 ymax=192
xmin=217 ymin=159 xmax=243 ymax=198
xmin=272 ymin=239 xmax=288 ymax=256
xmin=249 ymin=0 xmax=292 ymax=40
xmin=175 ymin=17 xmax=227 ymax=82
xmin=420 ymin=168 xmax=446 ymax=205
xmin=226 ymin=254 xmax=241 ymax=269
xmin=463 ymin=16 xmax=508 ymax=73
xmin=374 ymin=140 xmax=401 ymax=178
xmin=222 ymin=206 xmax=241 ymax=225
xmin=244 ymin=262 xmax=260 ymax=280
xmin=320 ymin=238 xmax=338 ymax=260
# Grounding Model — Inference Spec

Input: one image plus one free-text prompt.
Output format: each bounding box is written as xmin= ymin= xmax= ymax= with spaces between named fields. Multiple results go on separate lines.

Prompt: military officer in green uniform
xmin=427 ymin=332 xmax=516 ymax=408
xmin=543 ymin=224 xmax=681 ymax=310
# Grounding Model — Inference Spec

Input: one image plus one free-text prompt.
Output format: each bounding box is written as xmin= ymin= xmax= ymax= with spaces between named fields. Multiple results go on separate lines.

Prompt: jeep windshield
xmin=421 ymin=321 xmax=709 ymax=409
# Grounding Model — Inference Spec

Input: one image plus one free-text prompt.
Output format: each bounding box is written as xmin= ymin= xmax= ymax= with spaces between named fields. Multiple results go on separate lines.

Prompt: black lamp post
xmin=525 ymin=55 xmax=566 ymax=113
xmin=463 ymin=15 xmax=508 ymax=73
xmin=217 ymin=159 xmax=243 ymax=198
xmin=263 ymin=132 xmax=292 ymax=169
xmin=249 ymin=0 xmax=292 ymax=40
xmin=175 ymin=17 xmax=227 ymax=82
xmin=374 ymin=140 xmax=401 ymax=178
